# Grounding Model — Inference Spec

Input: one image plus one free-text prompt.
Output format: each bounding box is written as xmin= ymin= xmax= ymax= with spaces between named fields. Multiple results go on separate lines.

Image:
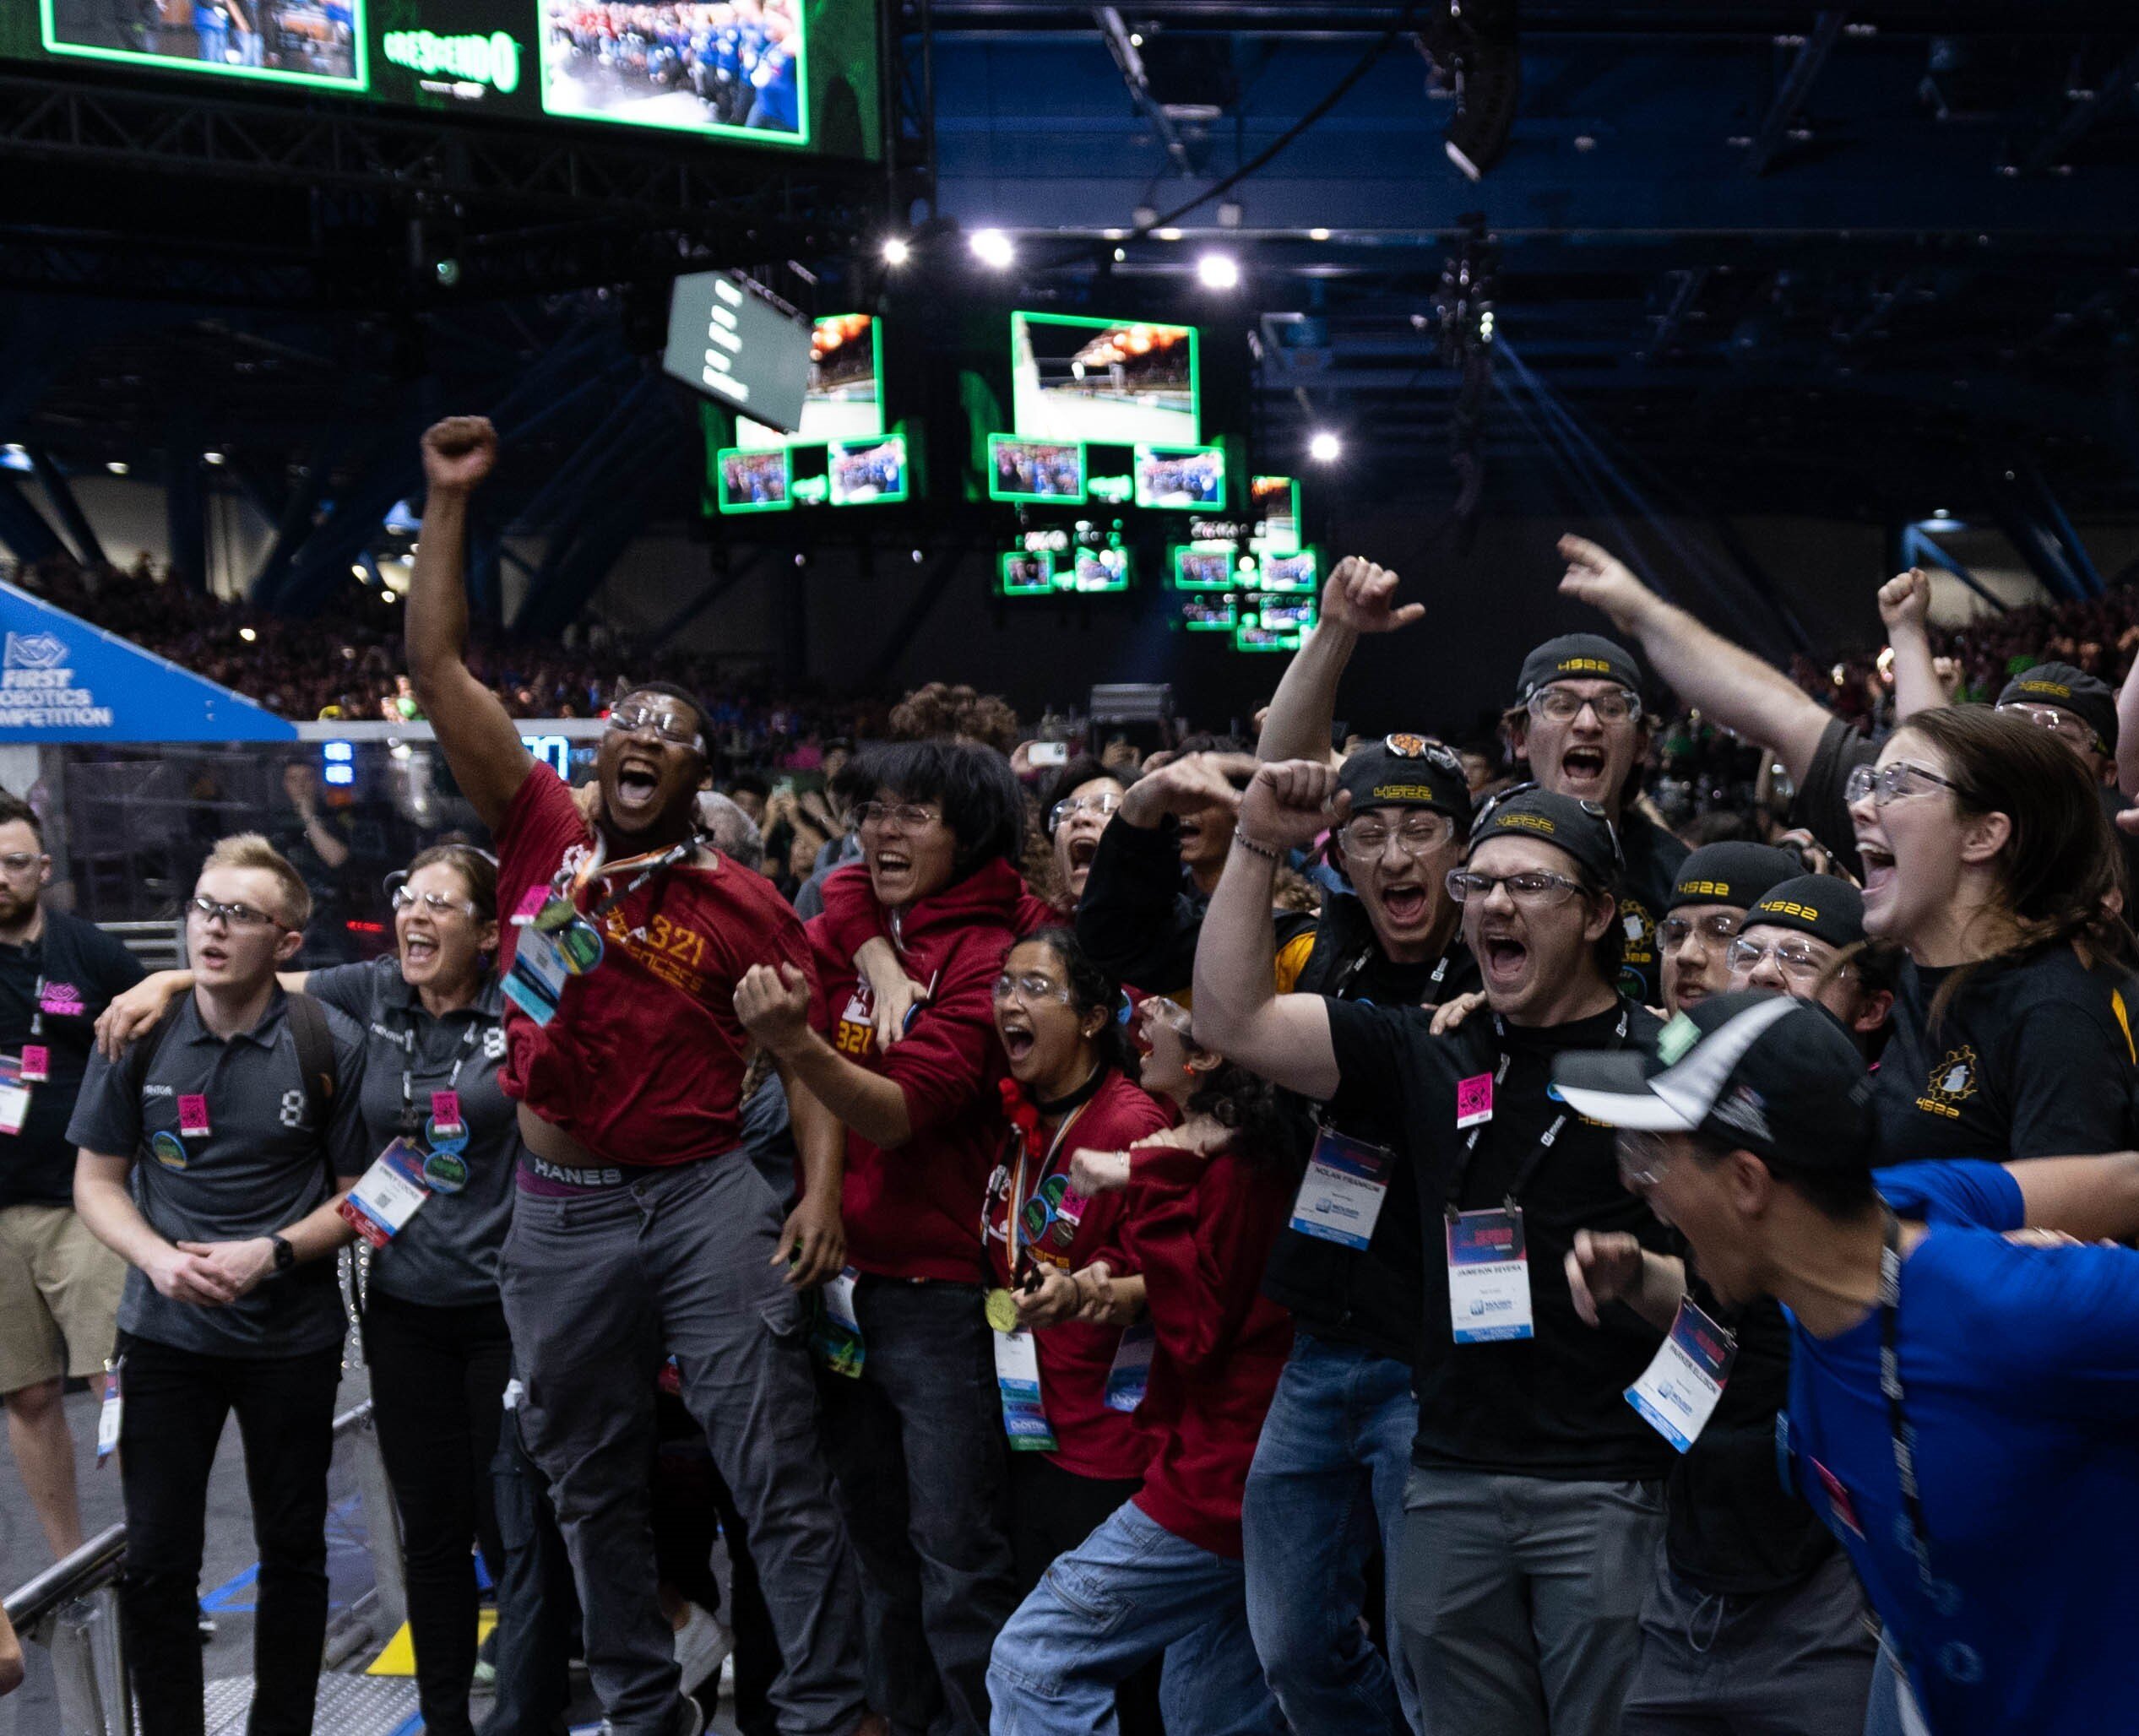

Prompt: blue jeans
xmin=988 ymin=1501 xmax=1283 ymax=1736
xmin=1243 ymin=1335 xmax=1420 ymax=1734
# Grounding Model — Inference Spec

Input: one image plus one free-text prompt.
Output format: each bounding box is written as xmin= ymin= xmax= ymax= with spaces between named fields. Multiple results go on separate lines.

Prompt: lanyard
xmin=553 ymin=832 xmax=703 ymax=924
xmin=1000 ymin=1082 xmax=1102 ymax=1285
xmin=1878 ymin=1207 xmax=1944 ymax=1608
xmin=1446 ymin=1007 xmax=1629 ymax=1216
xmin=1328 ymin=943 xmax=1453 ymax=1005
xmin=29 ymin=972 xmax=41 ymax=1039
xmin=397 ymin=1011 xmax=479 ymax=1136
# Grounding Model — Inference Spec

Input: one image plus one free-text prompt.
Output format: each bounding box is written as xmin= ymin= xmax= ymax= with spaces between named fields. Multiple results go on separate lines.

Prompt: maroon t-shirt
xmin=495 ymin=766 xmax=813 ymax=1166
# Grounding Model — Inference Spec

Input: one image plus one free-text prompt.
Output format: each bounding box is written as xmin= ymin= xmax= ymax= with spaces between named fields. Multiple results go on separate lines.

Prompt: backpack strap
xmin=284 ymin=991 xmax=339 ymax=1135
xmin=122 ymin=1003 xmax=182 ymax=1106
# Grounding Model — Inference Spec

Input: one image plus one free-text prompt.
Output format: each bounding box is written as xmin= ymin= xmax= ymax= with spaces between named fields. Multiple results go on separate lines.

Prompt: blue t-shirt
xmin=1786 ymin=1175 xmax=2139 ymax=1733
xmin=1873 ymin=1158 xmax=2024 ymax=1232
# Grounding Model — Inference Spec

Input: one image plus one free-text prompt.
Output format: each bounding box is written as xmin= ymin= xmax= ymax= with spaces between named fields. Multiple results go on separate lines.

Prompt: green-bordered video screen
xmin=1011 ymin=313 xmax=1199 ymax=447
xmin=736 ymin=313 xmax=883 ymax=450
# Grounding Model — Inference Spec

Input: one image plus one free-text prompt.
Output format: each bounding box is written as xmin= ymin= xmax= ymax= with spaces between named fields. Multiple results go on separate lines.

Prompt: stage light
xmin=106 ymin=461 xmax=129 ymax=475
xmin=239 ymin=627 xmax=257 ymax=643
xmin=203 ymin=451 xmax=226 ymax=466
xmin=1309 ymin=227 xmax=1332 ymax=241
xmin=1309 ymin=431 xmax=1343 ymax=464
xmin=969 ymin=229 xmax=1016 ymax=269
xmin=1154 ymin=227 xmax=1182 ymax=241
xmin=882 ymin=236 xmax=911 ymax=267
xmin=1197 ymin=252 xmax=1240 ymax=290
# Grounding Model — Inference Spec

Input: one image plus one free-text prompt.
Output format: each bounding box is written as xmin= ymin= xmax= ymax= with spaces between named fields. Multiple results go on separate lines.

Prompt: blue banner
xmin=0 ymin=582 xmax=296 ymax=743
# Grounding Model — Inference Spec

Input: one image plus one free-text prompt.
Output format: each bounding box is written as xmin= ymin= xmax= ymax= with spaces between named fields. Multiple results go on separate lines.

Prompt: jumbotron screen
xmin=10 ymin=0 xmax=882 ymax=159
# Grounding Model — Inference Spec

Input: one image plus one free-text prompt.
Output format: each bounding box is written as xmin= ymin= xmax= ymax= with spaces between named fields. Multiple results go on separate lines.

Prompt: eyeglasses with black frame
xmin=1526 ymin=686 xmax=1642 ymax=725
xmin=1445 ymin=868 xmax=1591 ymax=908
xmin=188 ymin=895 xmax=288 ymax=932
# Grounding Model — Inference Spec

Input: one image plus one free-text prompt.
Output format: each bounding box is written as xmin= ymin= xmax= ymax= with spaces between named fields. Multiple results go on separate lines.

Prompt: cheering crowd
xmin=4 ymin=411 xmax=2138 ymax=1736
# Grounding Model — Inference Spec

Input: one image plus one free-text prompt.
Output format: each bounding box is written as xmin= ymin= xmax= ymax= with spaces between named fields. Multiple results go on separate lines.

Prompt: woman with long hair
xmin=1848 ymin=703 xmax=2139 ymax=1161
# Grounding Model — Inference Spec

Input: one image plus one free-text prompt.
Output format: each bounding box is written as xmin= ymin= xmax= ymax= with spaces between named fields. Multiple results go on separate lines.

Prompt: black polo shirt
xmin=0 ymin=909 xmax=145 ymax=1208
xmin=1614 ymin=802 xmax=1691 ymax=1006
xmin=68 ymin=987 xmax=370 ymax=1359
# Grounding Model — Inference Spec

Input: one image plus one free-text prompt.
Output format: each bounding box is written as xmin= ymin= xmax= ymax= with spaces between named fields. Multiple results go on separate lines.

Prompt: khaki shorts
xmin=0 ymin=1202 xmax=126 ymax=1394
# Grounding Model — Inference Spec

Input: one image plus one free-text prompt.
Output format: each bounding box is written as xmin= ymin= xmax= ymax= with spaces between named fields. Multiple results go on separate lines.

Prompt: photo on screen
xmin=736 ymin=312 xmax=882 ymax=449
xmin=1072 ymin=547 xmax=1131 ymax=594
xmin=1012 ymin=314 xmax=1199 ymax=447
xmin=538 ymin=0 xmax=808 ymax=143
xmin=1135 ymin=444 xmax=1225 ymax=511
xmin=1182 ymin=596 xmax=1238 ymax=632
xmin=1234 ymin=594 xmax=1318 ymax=653
xmin=988 ymin=436 xmax=1086 ymax=504
xmin=1170 ymin=545 xmax=1240 ymax=592
xmin=998 ymin=551 xmax=1057 ymax=596
xmin=717 ymin=447 xmax=791 ymax=513
xmin=1249 ymin=475 xmax=1301 ymax=556
xmin=41 ymin=0 xmax=368 ymax=87
xmin=1259 ymin=547 xmax=1318 ymax=592
xmin=828 ymin=435 xmax=906 ymax=507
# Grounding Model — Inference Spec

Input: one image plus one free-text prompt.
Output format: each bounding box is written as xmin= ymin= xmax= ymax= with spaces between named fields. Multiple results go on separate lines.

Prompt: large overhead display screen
xmin=19 ymin=0 xmax=878 ymax=157
xmin=1011 ymin=314 xmax=1200 ymax=447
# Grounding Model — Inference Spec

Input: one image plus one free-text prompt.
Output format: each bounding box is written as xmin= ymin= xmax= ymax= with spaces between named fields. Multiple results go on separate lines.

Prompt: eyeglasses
xmin=1727 ymin=936 xmax=1841 ymax=982
xmin=188 ymin=895 xmax=287 ymax=931
xmin=1050 ymin=792 xmax=1122 ymax=830
xmin=991 ymin=971 xmax=1071 ymax=1006
xmin=1445 ymin=869 xmax=1589 ymax=908
xmin=1658 ymin=912 xmax=1741 ymax=951
xmin=1139 ymin=995 xmax=1196 ymax=1038
xmin=391 ymin=887 xmax=477 ymax=918
xmin=1997 ymin=702 xmax=2102 ymax=751
xmin=855 ymin=801 xmax=942 ymax=831
xmin=1616 ymin=1131 xmax=1673 ymax=1189
xmin=605 ymin=704 xmax=703 ymax=751
xmin=1527 ymin=686 xmax=1642 ymax=725
xmin=0 ymin=852 xmax=45 ymax=876
xmin=1338 ymin=815 xmax=1457 ymax=859
xmin=1843 ymin=760 xmax=1964 ymax=807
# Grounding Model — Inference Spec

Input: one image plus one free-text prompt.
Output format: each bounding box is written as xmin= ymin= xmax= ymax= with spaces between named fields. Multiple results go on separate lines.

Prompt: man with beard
xmin=1195 ymin=765 xmax=1673 ymax=1736
xmin=406 ymin=416 xmax=875 ymax=1736
xmin=0 ymin=792 xmax=144 ymax=1564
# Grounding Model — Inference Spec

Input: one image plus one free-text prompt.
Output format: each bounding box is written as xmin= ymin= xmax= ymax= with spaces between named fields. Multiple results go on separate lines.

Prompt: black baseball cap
xmin=1740 ymin=874 xmax=1865 ymax=951
xmin=1338 ymin=735 xmax=1472 ymax=832
xmin=1515 ymin=633 xmax=1645 ymax=706
xmin=1666 ymin=843 xmax=1803 ymax=914
xmin=1466 ymin=785 xmax=1621 ymax=889
xmin=1551 ymin=990 xmax=1876 ymax=1173
xmin=1995 ymin=661 xmax=2117 ymax=754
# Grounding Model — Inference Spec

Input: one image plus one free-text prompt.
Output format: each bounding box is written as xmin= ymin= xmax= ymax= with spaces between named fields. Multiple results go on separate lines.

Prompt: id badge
xmin=810 ymin=1267 xmax=866 ymax=1379
xmin=505 ymin=923 xmax=572 ymax=1027
xmin=177 ymin=1093 xmax=211 ymax=1138
xmin=993 ymin=1326 xmax=1057 ymax=1452
xmin=336 ymin=1137 xmax=432 ymax=1249
xmin=0 ymin=1055 xmax=30 ymax=1137
xmin=1456 ymin=1072 xmax=1494 ymax=1129
xmin=1625 ymin=1297 xmax=1738 ymax=1452
xmin=1447 ymin=1207 xmax=1534 ymax=1343
xmin=430 ymin=1090 xmax=464 ymax=1140
xmin=1288 ymin=1126 xmax=1394 ymax=1250
xmin=19 ymin=1044 xmax=49 ymax=1083
xmin=96 ymin=1361 xmax=122 ymax=1465
xmin=1103 ymin=1322 xmax=1155 ymax=1413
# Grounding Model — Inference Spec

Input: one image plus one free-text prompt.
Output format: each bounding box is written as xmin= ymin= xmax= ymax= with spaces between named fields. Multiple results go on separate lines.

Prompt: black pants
xmin=363 ymin=1290 xmax=513 ymax=1736
xmin=482 ymin=1402 xmax=580 ymax=1736
xmin=1007 ymin=1453 xmax=1166 ymax=1736
xmin=117 ymin=1332 xmax=343 ymax=1736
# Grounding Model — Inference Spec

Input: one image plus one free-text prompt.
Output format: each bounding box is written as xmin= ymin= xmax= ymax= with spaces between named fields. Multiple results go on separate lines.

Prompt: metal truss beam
xmin=2018 ymin=39 xmax=2139 ymax=175
xmin=0 ymin=475 xmax=66 ymax=566
xmin=1741 ymin=11 xmax=1848 ymax=176
xmin=1094 ymin=6 xmax=1196 ymax=176
xmin=25 ymin=450 xmax=105 ymax=569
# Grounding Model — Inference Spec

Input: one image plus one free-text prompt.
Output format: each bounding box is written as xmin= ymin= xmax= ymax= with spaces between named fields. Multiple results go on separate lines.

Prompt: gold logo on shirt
xmin=1917 ymin=1046 xmax=1979 ymax=1120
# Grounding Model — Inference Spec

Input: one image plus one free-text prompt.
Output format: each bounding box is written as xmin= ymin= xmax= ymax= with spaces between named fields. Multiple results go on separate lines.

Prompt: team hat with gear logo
xmin=1665 ymin=843 xmax=1803 ymax=914
xmin=1995 ymin=661 xmax=2117 ymax=754
xmin=1337 ymin=735 xmax=1472 ymax=832
xmin=1465 ymin=784 xmax=1622 ymax=889
xmin=1740 ymin=875 xmax=1866 ymax=950
xmin=1515 ymin=633 xmax=1646 ymax=706
xmin=1550 ymin=990 xmax=1877 ymax=1173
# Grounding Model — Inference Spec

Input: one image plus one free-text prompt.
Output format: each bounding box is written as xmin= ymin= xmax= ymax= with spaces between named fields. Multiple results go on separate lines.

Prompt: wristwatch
xmin=269 ymin=1234 xmax=295 ymax=1274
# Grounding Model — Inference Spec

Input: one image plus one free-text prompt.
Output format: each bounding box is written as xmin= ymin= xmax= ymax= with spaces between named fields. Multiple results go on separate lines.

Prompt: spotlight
xmin=203 ymin=450 xmax=226 ymax=466
xmin=106 ymin=461 xmax=129 ymax=475
xmin=1309 ymin=431 xmax=1343 ymax=464
xmin=239 ymin=627 xmax=258 ymax=643
xmin=1426 ymin=0 xmax=1521 ymax=182
xmin=882 ymin=236 xmax=911 ymax=267
xmin=1197 ymin=252 xmax=1241 ymax=290
xmin=1154 ymin=227 xmax=1183 ymax=241
xmin=969 ymin=229 xmax=1015 ymax=269
xmin=1309 ymin=227 xmax=1332 ymax=241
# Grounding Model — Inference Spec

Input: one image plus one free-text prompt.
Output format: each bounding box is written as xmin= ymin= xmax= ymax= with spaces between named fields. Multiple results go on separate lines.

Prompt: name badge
xmin=96 ymin=1362 xmax=122 ymax=1464
xmin=19 ymin=1044 xmax=49 ymax=1083
xmin=177 ymin=1093 xmax=211 ymax=1138
xmin=504 ymin=924 xmax=573 ymax=1027
xmin=993 ymin=1326 xmax=1057 ymax=1452
xmin=1626 ymin=1297 xmax=1738 ymax=1452
xmin=810 ymin=1268 xmax=866 ymax=1379
xmin=1456 ymin=1071 xmax=1494 ymax=1129
xmin=337 ymin=1137 xmax=432 ymax=1249
xmin=430 ymin=1090 xmax=464 ymax=1140
xmin=1447 ymin=1207 xmax=1533 ymax=1343
xmin=0 ymin=1055 xmax=30 ymax=1137
xmin=1104 ymin=1322 xmax=1155 ymax=1413
xmin=1288 ymin=1126 xmax=1394 ymax=1250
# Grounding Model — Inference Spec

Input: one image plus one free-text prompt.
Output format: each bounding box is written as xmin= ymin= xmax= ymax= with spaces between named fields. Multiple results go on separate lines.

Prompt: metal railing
xmin=0 ymin=1399 xmax=400 ymax=1735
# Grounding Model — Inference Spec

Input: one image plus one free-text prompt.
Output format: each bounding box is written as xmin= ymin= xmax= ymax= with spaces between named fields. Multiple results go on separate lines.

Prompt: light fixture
xmin=882 ymin=236 xmax=911 ymax=267
xmin=1154 ymin=227 xmax=1182 ymax=241
xmin=106 ymin=461 xmax=129 ymax=476
xmin=1309 ymin=227 xmax=1332 ymax=241
xmin=1932 ymin=507 xmax=1952 ymax=520
xmin=969 ymin=228 xmax=1015 ymax=269
xmin=203 ymin=450 xmax=226 ymax=466
xmin=350 ymin=563 xmax=368 ymax=580
xmin=1309 ymin=431 xmax=1343 ymax=464
xmin=239 ymin=627 xmax=258 ymax=643
xmin=1197 ymin=252 xmax=1240 ymax=290
xmin=1113 ymin=247 xmax=1127 ymax=263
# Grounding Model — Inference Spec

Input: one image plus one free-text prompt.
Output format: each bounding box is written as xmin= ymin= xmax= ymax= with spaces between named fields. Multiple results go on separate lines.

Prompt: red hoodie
xmin=1121 ymin=1140 xmax=1295 ymax=1558
xmin=818 ymin=864 xmax=1063 ymax=958
xmin=807 ymin=860 xmax=1021 ymax=1283
xmin=984 ymin=1068 xmax=1171 ymax=1483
